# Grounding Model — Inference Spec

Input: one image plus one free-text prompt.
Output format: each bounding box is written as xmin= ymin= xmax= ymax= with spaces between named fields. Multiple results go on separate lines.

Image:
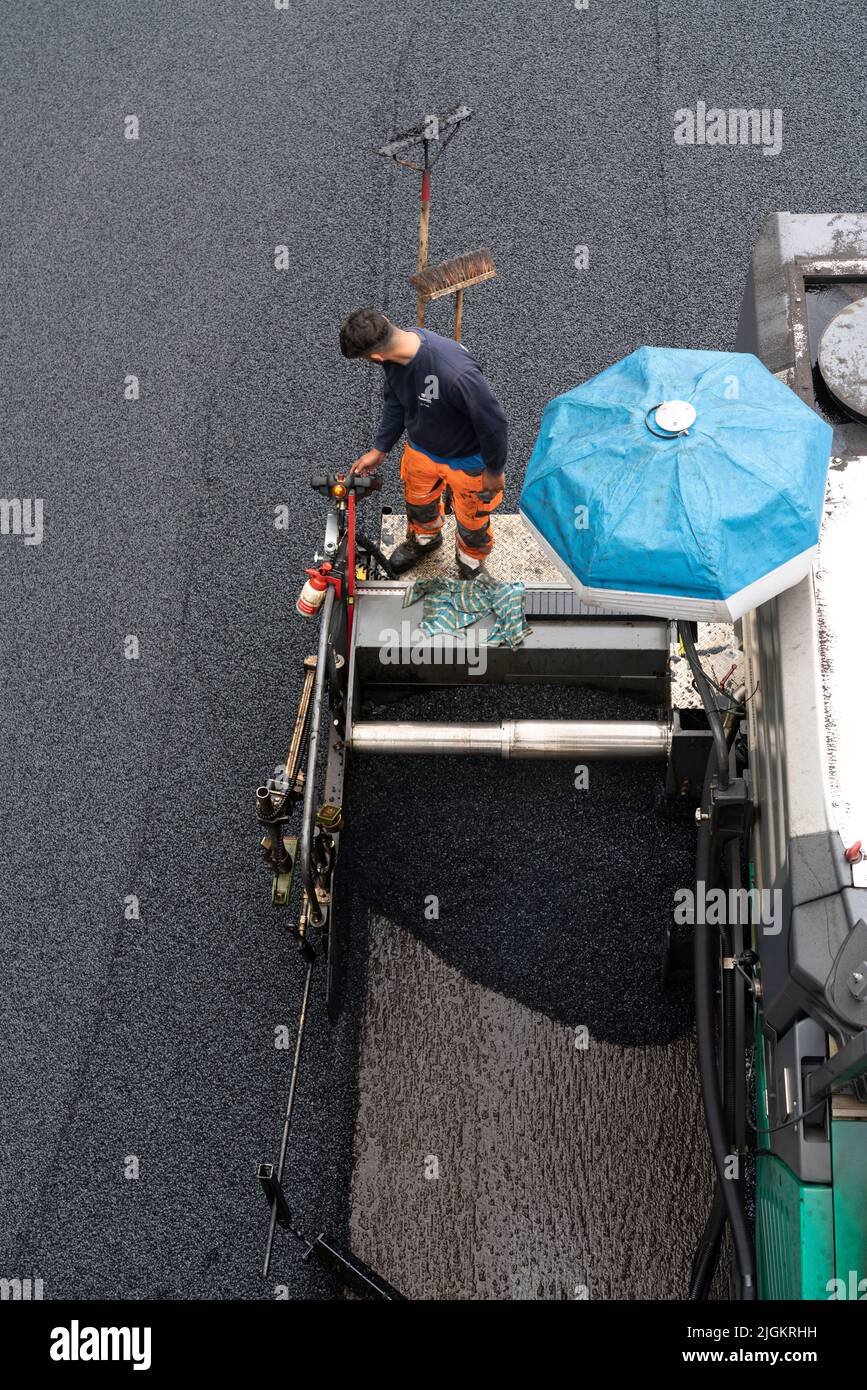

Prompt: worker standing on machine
xmin=340 ymin=308 xmax=507 ymax=578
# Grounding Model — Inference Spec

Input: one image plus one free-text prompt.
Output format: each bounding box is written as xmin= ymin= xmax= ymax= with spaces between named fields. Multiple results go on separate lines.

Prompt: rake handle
xmin=417 ymin=167 xmax=431 ymax=326
xmin=453 ymin=287 xmax=463 ymax=342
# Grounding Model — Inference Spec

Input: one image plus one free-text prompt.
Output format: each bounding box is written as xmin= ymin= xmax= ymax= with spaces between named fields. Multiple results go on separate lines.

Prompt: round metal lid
xmin=818 ymin=295 xmax=867 ymax=424
xmin=653 ymin=400 xmax=696 ymax=434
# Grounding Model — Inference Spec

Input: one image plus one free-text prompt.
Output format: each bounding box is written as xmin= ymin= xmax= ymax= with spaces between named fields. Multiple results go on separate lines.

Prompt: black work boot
xmin=387 ymin=532 xmax=443 ymax=575
xmin=456 ymin=550 xmax=486 ymax=580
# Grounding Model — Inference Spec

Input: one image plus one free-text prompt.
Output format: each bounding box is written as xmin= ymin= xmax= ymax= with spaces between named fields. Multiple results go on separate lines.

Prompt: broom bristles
xmin=411 ymin=248 xmax=496 ymax=300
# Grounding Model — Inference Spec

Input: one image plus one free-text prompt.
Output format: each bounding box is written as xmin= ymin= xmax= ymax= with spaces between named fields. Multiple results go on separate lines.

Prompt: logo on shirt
xmin=419 ymin=374 xmax=439 ymax=406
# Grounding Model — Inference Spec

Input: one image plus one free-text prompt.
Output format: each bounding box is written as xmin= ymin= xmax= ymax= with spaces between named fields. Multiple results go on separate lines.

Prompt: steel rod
xmin=263 ymin=955 xmax=315 ymax=1280
xmin=350 ymin=719 xmax=670 ymax=759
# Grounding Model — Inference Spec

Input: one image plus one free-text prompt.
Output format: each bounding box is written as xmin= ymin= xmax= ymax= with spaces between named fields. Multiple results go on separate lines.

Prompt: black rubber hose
xmin=722 ymin=834 xmax=746 ymax=1143
xmin=689 ymin=750 xmax=730 ymax=1301
xmin=694 ymin=752 xmax=757 ymax=1299
xmin=722 ymin=932 xmax=738 ymax=1139
xmin=688 ymin=1182 xmax=727 ymax=1300
xmin=356 ymin=532 xmax=397 ymax=579
xmin=678 ymin=621 xmax=729 ymax=787
xmin=687 ymin=716 xmax=750 ymax=1299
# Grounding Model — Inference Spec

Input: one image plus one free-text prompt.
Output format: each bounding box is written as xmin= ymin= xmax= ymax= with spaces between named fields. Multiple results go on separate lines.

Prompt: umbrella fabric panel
xmin=521 ymin=347 xmax=832 ymax=603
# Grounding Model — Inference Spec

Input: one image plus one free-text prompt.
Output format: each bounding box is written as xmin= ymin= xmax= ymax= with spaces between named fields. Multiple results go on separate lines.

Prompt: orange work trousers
xmin=399 ymin=440 xmax=504 ymax=560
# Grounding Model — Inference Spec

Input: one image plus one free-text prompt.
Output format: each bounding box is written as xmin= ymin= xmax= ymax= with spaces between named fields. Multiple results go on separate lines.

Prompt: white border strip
xmin=518 ymin=511 xmax=816 ymax=622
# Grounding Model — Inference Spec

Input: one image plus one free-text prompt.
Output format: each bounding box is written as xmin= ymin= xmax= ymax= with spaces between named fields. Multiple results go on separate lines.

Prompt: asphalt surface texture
xmin=1 ymin=0 xmax=865 ymax=1300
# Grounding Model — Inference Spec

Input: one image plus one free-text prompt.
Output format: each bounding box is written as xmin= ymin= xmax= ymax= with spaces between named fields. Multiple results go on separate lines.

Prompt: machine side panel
xmin=832 ymin=1119 xmax=867 ymax=1293
xmin=756 ymin=1156 xmax=835 ymax=1301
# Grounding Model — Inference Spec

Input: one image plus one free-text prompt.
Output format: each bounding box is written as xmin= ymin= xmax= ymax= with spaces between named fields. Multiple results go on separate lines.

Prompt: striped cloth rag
xmin=402 ymin=576 xmax=531 ymax=649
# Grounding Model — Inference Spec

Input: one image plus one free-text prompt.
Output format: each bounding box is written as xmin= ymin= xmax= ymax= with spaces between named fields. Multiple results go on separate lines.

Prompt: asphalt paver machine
xmin=734 ymin=213 xmax=867 ymax=1299
xmin=254 ymin=212 xmax=867 ymax=1302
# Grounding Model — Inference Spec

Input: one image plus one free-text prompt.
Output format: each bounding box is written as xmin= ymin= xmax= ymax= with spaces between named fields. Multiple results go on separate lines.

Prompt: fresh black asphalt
xmin=1 ymin=0 xmax=865 ymax=1299
xmin=349 ymin=682 xmax=696 ymax=1047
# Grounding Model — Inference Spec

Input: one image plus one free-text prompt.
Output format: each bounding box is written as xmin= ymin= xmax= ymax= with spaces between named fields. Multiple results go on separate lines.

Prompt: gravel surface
xmin=1 ymin=0 xmax=864 ymax=1299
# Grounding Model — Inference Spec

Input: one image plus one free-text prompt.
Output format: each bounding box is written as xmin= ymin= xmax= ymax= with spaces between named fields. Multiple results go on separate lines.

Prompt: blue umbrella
xmin=519 ymin=347 xmax=833 ymax=620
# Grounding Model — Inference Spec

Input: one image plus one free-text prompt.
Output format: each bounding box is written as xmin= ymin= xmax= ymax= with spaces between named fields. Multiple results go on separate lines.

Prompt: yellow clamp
xmin=316 ymin=803 xmax=343 ymax=832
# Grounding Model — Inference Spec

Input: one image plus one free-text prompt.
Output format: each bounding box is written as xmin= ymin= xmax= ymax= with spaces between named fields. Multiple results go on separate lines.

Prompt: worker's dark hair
xmin=340 ymin=308 xmax=394 ymax=358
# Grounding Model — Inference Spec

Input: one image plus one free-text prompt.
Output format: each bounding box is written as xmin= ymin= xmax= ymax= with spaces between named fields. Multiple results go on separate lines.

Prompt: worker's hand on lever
xmin=350 ymin=448 xmax=385 ymax=477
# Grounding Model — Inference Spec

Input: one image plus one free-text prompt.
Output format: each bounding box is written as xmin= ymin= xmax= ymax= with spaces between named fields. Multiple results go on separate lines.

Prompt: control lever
xmin=310 ymin=471 xmax=383 ymax=499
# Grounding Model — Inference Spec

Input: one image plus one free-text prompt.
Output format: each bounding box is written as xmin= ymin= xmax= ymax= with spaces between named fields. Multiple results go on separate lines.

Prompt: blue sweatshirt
xmin=373 ymin=329 xmax=507 ymax=476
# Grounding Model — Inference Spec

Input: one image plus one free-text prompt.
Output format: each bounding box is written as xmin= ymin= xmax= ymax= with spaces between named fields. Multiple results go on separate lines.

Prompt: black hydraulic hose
xmin=688 ymin=1182 xmax=727 ymax=1300
xmin=722 ymin=834 xmax=747 ymax=1150
xmin=694 ymin=752 xmax=756 ymax=1300
xmin=689 ymin=749 xmax=729 ymax=1301
xmin=721 ymin=843 xmax=738 ymax=1139
xmin=690 ymin=813 xmax=745 ymax=1300
xmin=678 ymin=621 xmax=729 ymax=787
xmin=356 ymin=531 xmax=397 ymax=579
xmin=722 ymin=956 xmax=739 ymax=1145
xmin=688 ymin=716 xmax=749 ymax=1299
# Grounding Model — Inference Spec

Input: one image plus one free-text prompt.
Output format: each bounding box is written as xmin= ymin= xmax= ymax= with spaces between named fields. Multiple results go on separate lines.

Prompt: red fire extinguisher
xmin=297 ymin=563 xmax=332 ymax=616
